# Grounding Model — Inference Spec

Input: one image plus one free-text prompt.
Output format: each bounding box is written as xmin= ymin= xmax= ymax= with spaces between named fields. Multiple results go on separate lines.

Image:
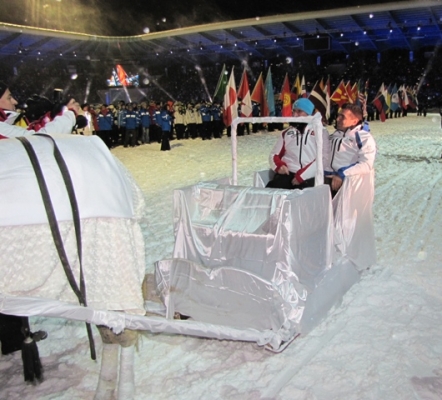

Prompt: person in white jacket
xmin=324 ymin=103 xmax=376 ymax=194
xmin=0 ymin=81 xmax=80 ymax=139
xmin=267 ymin=98 xmax=329 ymax=190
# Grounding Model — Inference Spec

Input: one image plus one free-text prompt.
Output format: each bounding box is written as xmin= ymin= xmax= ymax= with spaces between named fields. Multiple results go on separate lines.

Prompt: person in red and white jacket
xmin=324 ymin=103 xmax=376 ymax=194
xmin=0 ymin=81 xmax=80 ymax=139
xmin=267 ymin=98 xmax=330 ymax=190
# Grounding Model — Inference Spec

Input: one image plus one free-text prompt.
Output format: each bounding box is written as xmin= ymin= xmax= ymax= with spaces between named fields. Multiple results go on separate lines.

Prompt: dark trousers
xmin=98 ymin=130 xmax=112 ymax=148
xmin=188 ymin=123 xmax=197 ymax=139
xmin=202 ymin=121 xmax=212 ymax=139
xmin=175 ymin=124 xmax=185 ymax=139
xmin=150 ymin=125 xmax=162 ymax=143
xmin=161 ymin=131 xmax=171 ymax=151
xmin=266 ymin=173 xmax=315 ymax=190
xmin=124 ymin=129 xmax=137 ymax=147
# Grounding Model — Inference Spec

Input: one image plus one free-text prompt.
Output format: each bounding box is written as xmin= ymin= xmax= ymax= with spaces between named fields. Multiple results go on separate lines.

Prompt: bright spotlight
xmin=286 ymin=57 xmax=292 ymax=64
xmin=71 ymin=73 xmax=78 ymax=80
xmin=143 ymin=78 xmax=150 ymax=85
xmin=143 ymin=27 xmax=150 ymax=34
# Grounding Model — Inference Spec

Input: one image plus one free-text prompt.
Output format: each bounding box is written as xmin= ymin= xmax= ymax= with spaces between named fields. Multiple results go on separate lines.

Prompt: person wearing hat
xmin=0 ymin=81 xmax=81 ymax=139
xmin=266 ymin=98 xmax=329 ymax=190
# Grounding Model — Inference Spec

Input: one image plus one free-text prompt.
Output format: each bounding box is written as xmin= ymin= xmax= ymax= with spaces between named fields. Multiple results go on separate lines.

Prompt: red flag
xmin=116 ymin=64 xmax=128 ymax=86
xmin=237 ymin=69 xmax=253 ymax=117
xmin=223 ymin=67 xmax=238 ymax=127
xmin=372 ymin=84 xmax=388 ymax=122
xmin=280 ymin=73 xmax=292 ymax=116
xmin=251 ymin=72 xmax=269 ymax=117
xmin=330 ymin=80 xmax=348 ymax=107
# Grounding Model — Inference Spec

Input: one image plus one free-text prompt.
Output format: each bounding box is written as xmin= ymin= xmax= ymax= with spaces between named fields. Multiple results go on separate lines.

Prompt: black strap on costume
xmin=16 ymin=135 xmax=96 ymax=360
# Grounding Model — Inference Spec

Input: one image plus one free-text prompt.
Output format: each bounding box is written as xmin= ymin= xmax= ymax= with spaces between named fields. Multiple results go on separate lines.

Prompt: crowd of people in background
xmin=77 ymin=99 xmax=228 ymax=151
xmin=1 ymin=48 xmax=441 ymax=112
xmin=0 ymin=48 xmax=440 ymax=152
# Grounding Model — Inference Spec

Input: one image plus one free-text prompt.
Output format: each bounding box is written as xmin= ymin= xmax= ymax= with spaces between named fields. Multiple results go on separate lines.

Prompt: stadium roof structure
xmin=0 ymin=0 xmax=441 ymax=66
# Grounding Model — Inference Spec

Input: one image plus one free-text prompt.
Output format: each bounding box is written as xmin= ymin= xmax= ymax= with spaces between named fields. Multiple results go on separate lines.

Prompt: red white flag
xmin=223 ymin=67 xmax=238 ymax=127
xmin=237 ymin=69 xmax=252 ymax=117
xmin=280 ymin=73 xmax=292 ymax=117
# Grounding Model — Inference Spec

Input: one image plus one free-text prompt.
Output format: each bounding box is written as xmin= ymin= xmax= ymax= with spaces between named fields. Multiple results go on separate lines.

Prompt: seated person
xmin=266 ymin=98 xmax=329 ymax=190
xmin=324 ymin=103 xmax=376 ymax=196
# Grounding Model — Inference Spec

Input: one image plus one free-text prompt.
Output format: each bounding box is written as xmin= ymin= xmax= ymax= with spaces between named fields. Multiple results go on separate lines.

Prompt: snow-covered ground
xmin=1 ymin=115 xmax=442 ymax=399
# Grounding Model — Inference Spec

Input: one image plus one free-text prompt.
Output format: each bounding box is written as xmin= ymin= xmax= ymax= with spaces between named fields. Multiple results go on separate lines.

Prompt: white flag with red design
xmin=238 ymin=69 xmax=252 ymax=117
xmin=223 ymin=67 xmax=238 ymax=127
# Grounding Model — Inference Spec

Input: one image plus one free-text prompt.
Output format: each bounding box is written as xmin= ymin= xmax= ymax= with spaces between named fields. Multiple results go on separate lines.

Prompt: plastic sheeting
xmin=171 ymin=183 xmax=333 ymax=288
xmin=0 ymin=294 xmax=294 ymax=351
xmin=254 ymin=169 xmax=376 ymax=271
xmin=154 ymin=183 xmax=336 ymax=349
xmin=332 ymin=170 xmax=377 ymax=271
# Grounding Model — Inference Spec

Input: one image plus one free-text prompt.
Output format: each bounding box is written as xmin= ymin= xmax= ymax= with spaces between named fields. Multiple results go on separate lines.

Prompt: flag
xmin=399 ymin=85 xmax=409 ymax=109
xmin=223 ymin=67 xmax=238 ymax=127
xmin=330 ymin=80 xmax=348 ymax=107
xmin=213 ymin=64 xmax=228 ymax=103
xmin=357 ymin=79 xmax=367 ymax=118
xmin=390 ymin=84 xmax=400 ymax=112
xmin=309 ymin=79 xmax=327 ymax=120
xmin=300 ymin=75 xmax=307 ymax=98
xmin=406 ymin=87 xmax=417 ymax=110
xmin=324 ymin=76 xmax=331 ymax=120
xmin=348 ymin=82 xmax=358 ymax=104
xmin=372 ymin=83 xmax=389 ymax=122
xmin=280 ymin=73 xmax=292 ymax=117
xmin=384 ymin=83 xmax=391 ymax=112
xmin=116 ymin=64 xmax=128 ymax=86
xmin=251 ymin=72 xmax=269 ymax=116
xmin=265 ymin=68 xmax=275 ymax=116
xmin=291 ymin=73 xmax=301 ymax=101
xmin=237 ymin=68 xmax=253 ymax=117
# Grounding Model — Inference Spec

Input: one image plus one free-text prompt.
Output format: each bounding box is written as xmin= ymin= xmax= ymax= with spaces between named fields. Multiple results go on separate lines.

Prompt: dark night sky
xmin=0 ymin=0 xmax=413 ymax=36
